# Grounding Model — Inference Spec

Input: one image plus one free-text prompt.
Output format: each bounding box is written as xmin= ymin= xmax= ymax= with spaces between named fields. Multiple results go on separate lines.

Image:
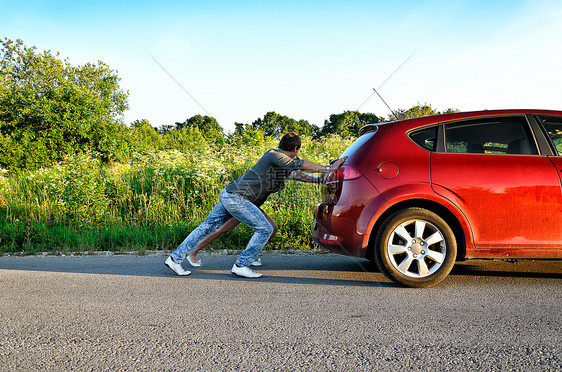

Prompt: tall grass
xmin=0 ymin=135 xmax=353 ymax=254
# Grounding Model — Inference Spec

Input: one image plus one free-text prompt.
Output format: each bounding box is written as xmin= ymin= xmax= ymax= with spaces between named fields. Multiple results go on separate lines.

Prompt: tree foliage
xmin=174 ymin=114 xmax=224 ymax=143
xmin=231 ymin=122 xmax=265 ymax=146
xmin=249 ymin=111 xmax=318 ymax=138
xmin=130 ymin=119 xmax=164 ymax=152
xmin=321 ymin=111 xmax=384 ymax=138
xmin=0 ymin=38 xmax=129 ymax=169
xmin=390 ymin=104 xmax=460 ymax=121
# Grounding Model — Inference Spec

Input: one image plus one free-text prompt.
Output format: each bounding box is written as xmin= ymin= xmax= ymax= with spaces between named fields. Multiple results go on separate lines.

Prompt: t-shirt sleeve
xmin=270 ymin=151 xmax=304 ymax=170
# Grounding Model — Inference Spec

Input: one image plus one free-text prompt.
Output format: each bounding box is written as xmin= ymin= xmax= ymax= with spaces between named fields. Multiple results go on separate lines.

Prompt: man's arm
xmin=301 ymin=157 xmax=347 ymax=173
xmin=287 ymin=171 xmax=321 ymax=183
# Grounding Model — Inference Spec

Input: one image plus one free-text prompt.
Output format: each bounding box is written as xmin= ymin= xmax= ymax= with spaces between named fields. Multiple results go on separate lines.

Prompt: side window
xmin=409 ymin=126 xmax=437 ymax=151
xmin=444 ymin=117 xmax=537 ymax=155
xmin=536 ymin=116 xmax=562 ymax=155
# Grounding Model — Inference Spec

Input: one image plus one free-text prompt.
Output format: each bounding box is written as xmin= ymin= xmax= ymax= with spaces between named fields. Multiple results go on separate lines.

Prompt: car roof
xmin=395 ymin=109 xmax=562 ymax=128
xmin=359 ymin=109 xmax=562 ymax=136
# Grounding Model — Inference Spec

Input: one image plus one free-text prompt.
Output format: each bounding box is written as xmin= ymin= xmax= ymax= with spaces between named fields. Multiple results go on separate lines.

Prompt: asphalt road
xmin=1 ymin=252 xmax=561 ymax=371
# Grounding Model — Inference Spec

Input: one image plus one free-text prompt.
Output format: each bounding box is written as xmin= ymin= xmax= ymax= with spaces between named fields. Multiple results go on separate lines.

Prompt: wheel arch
xmin=365 ymin=199 xmax=467 ymax=262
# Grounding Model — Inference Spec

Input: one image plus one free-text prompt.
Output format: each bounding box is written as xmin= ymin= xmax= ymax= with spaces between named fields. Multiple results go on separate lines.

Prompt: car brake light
xmin=338 ymin=165 xmax=362 ymax=180
xmin=326 ymin=165 xmax=362 ymax=183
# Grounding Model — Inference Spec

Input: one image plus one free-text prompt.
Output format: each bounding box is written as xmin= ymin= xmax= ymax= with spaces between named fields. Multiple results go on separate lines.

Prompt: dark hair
xmin=278 ymin=132 xmax=301 ymax=151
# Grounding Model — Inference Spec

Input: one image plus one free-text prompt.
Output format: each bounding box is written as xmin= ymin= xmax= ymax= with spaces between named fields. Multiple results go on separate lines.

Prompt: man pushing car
xmin=165 ymin=132 xmax=346 ymax=278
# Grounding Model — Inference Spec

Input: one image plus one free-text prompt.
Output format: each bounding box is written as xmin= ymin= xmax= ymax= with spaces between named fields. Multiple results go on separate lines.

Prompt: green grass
xmin=0 ymin=135 xmax=353 ymax=254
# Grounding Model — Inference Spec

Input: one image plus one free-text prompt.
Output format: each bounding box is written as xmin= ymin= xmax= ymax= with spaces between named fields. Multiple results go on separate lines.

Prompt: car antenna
xmin=372 ymin=87 xmax=400 ymax=121
xmin=356 ymin=52 xmax=415 ymax=119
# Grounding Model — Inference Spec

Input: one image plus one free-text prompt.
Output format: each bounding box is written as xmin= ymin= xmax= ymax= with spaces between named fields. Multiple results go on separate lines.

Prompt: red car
xmin=313 ymin=109 xmax=562 ymax=287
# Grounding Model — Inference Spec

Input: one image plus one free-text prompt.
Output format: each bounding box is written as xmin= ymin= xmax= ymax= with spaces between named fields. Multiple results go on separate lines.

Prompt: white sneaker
xmin=251 ymin=258 xmax=262 ymax=267
xmin=165 ymin=257 xmax=191 ymax=276
xmin=231 ymin=264 xmax=262 ymax=278
xmin=187 ymin=256 xmax=202 ymax=267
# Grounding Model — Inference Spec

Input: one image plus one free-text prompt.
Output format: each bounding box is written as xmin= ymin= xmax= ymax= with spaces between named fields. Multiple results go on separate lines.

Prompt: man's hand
xmin=329 ymin=156 xmax=348 ymax=171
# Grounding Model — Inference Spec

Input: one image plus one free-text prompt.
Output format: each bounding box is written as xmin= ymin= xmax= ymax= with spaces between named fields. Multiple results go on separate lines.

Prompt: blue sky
xmin=2 ymin=0 xmax=562 ymax=132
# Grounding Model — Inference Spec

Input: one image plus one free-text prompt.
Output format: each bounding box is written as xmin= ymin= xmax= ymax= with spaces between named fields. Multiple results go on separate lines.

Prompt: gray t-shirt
xmin=225 ymin=148 xmax=304 ymax=206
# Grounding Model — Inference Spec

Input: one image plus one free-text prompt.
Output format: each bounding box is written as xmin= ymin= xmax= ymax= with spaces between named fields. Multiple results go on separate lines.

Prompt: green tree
xmin=0 ymin=38 xmax=129 ymax=169
xmin=230 ymin=122 xmax=265 ymax=146
xmin=439 ymin=108 xmax=461 ymax=115
xmin=250 ymin=111 xmax=315 ymax=137
xmin=391 ymin=104 xmax=436 ymax=121
xmin=175 ymin=114 xmax=224 ymax=143
xmin=321 ymin=111 xmax=383 ymax=138
xmin=389 ymin=104 xmax=461 ymax=121
xmin=164 ymin=125 xmax=208 ymax=153
xmin=130 ymin=119 xmax=164 ymax=152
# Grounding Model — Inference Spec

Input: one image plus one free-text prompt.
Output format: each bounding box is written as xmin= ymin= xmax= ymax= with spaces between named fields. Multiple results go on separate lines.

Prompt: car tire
xmin=374 ymin=208 xmax=457 ymax=288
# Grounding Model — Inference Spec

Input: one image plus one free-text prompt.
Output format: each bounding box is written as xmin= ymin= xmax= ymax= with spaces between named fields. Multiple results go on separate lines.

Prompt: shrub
xmin=0 ymin=135 xmax=353 ymax=253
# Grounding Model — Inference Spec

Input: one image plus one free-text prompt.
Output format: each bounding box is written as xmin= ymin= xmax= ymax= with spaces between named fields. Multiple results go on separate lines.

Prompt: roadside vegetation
xmin=0 ymin=135 xmax=352 ymax=254
xmin=0 ymin=37 xmax=457 ymax=254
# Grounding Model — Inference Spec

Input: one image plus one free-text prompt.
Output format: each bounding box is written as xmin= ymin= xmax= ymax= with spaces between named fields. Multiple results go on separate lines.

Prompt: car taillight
xmin=326 ymin=165 xmax=362 ymax=183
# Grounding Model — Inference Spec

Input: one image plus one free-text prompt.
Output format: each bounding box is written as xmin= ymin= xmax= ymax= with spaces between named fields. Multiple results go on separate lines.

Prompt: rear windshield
xmin=341 ymin=130 xmax=377 ymax=158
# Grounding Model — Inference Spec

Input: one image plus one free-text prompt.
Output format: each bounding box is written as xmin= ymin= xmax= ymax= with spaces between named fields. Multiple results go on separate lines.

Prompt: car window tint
xmin=537 ymin=116 xmax=562 ymax=155
xmin=409 ymin=126 xmax=437 ymax=151
xmin=444 ymin=117 xmax=537 ymax=155
xmin=341 ymin=130 xmax=377 ymax=158
xmin=447 ymin=140 xmax=468 ymax=153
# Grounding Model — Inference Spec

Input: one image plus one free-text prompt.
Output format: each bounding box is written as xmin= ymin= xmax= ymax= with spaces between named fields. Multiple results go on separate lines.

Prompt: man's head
xmin=279 ymin=132 xmax=301 ymax=152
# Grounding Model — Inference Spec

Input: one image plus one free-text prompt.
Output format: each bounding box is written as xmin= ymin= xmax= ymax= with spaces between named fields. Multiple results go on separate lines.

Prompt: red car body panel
xmin=313 ymin=109 xmax=562 ymax=261
xmin=432 ymin=153 xmax=562 ymax=250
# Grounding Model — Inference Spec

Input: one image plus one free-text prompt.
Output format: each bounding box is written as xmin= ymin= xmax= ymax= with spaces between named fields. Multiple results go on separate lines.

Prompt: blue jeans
xmin=171 ymin=189 xmax=274 ymax=267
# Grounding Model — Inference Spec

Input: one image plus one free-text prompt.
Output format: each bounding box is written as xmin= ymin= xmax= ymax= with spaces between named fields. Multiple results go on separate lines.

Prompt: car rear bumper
xmin=312 ymin=178 xmax=378 ymax=258
xmin=313 ymin=204 xmax=366 ymax=257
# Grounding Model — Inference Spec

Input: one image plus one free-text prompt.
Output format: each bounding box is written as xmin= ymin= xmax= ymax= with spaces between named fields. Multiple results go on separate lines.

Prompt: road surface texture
xmin=1 ymin=252 xmax=561 ymax=371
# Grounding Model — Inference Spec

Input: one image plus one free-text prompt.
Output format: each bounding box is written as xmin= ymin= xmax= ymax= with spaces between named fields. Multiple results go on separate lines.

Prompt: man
xmin=183 ymin=170 xmax=322 ymax=268
xmin=165 ymin=132 xmax=346 ymax=278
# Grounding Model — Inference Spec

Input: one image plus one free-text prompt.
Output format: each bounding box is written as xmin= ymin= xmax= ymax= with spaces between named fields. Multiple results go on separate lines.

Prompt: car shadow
xmin=1 ymin=254 xmax=559 ymax=286
xmin=450 ymin=260 xmax=562 ymax=280
xmin=0 ymin=254 xmax=391 ymax=288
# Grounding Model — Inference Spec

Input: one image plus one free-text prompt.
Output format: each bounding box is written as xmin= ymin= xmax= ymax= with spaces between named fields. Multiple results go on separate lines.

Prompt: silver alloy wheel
xmin=386 ymin=219 xmax=447 ymax=278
